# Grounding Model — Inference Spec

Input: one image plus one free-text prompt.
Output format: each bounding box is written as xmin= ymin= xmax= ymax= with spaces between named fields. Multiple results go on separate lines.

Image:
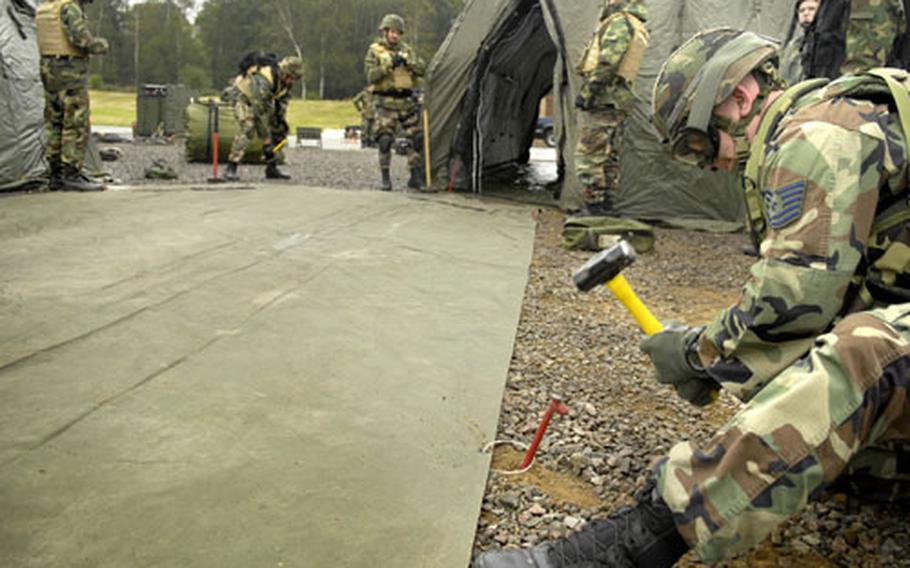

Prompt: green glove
xmin=89 ymin=37 xmax=109 ymax=55
xmin=640 ymin=325 xmax=718 ymax=406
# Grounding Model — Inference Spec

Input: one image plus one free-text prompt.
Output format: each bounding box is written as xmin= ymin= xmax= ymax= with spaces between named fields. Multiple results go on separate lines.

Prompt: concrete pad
xmin=0 ymin=186 xmax=535 ymax=567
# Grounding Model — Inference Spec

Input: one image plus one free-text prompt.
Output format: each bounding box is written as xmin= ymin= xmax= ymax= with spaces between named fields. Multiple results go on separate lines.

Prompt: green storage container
xmin=184 ymin=100 xmax=271 ymax=164
xmin=136 ymin=84 xmax=194 ymax=137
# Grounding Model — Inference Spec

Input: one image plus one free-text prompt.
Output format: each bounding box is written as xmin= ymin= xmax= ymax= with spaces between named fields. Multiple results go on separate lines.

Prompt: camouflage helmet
xmin=651 ymin=28 xmax=779 ymax=167
xmin=278 ymin=56 xmax=304 ymax=80
xmin=379 ymin=14 xmax=405 ymax=33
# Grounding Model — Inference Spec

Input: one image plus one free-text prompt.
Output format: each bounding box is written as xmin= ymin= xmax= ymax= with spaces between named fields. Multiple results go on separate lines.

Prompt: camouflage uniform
xmin=803 ymin=0 xmax=905 ymax=78
xmin=842 ymin=0 xmax=905 ymax=74
xmin=352 ymin=88 xmax=376 ymax=145
xmin=36 ymin=0 xmax=108 ymax=186
xmin=574 ymin=0 xmax=648 ymax=210
xmin=228 ymin=67 xmax=290 ymax=164
xmin=651 ymin=31 xmax=910 ymax=563
xmin=364 ymin=15 xmax=427 ymax=191
xmin=778 ymin=26 xmax=806 ymax=84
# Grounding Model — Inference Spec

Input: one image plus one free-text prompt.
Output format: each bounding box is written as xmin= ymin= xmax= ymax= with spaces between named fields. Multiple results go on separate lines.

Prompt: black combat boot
xmin=58 ymin=164 xmax=104 ymax=192
xmin=224 ymin=162 xmax=240 ymax=181
xmin=407 ymin=167 xmax=436 ymax=193
xmin=474 ymin=480 xmax=688 ymax=568
xmin=380 ymin=168 xmax=392 ymax=191
xmin=48 ymin=160 xmax=62 ymax=191
xmin=265 ymin=162 xmax=291 ymax=180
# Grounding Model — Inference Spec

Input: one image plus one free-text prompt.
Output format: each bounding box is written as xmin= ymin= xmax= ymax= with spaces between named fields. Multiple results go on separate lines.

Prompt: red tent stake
xmin=520 ymin=396 xmax=569 ymax=470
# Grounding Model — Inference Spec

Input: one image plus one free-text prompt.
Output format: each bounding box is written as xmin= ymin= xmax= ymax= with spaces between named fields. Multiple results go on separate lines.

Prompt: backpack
xmin=237 ymin=51 xmax=279 ymax=75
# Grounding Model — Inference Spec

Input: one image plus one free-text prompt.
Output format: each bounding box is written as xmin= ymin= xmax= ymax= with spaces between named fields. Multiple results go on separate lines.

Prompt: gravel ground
xmin=98 ymin=138 xmax=412 ymax=191
xmin=57 ymin=141 xmax=910 ymax=565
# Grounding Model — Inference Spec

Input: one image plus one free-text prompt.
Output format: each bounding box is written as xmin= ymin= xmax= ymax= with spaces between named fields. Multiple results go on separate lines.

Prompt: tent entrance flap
xmin=450 ymin=0 xmax=557 ymax=192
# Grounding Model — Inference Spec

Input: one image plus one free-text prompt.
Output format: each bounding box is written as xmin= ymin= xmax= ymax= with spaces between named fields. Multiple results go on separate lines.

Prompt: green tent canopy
xmin=0 ymin=0 xmax=45 ymax=191
xmin=426 ymin=0 xmax=795 ymax=226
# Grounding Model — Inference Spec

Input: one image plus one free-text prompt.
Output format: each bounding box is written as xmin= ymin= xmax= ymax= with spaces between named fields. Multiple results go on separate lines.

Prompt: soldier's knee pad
xmin=378 ymin=134 xmax=394 ymax=154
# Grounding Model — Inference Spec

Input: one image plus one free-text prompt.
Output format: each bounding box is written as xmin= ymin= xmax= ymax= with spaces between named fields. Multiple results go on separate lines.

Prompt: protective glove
xmin=640 ymin=325 xmax=718 ymax=407
xmin=89 ymin=37 xmax=109 ymax=55
xmin=390 ymin=53 xmax=406 ymax=68
xmin=574 ymin=93 xmax=590 ymax=110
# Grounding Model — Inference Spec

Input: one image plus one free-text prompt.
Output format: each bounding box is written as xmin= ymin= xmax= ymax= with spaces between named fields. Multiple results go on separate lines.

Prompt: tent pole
xmin=423 ymin=107 xmax=432 ymax=188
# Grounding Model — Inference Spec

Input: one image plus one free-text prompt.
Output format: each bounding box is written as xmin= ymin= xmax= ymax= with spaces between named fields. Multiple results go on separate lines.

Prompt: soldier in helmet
xmin=363 ymin=14 xmax=430 ymax=192
xmin=476 ymin=28 xmax=910 ymax=567
xmin=573 ymin=0 xmax=649 ymax=215
xmin=225 ymin=54 xmax=303 ymax=181
xmin=36 ymin=0 xmax=109 ymax=192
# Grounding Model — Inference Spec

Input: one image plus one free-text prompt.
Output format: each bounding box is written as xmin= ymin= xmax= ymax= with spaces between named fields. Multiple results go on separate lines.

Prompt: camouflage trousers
xmin=42 ymin=70 xmax=91 ymax=171
xmin=229 ymin=97 xmax=270 ymax=164
xmin=574 ymin=108 xmax=625 ymax=205
xmin=374 ymin=96 xmax=422 ymax=170
xmin=656 ymin=304 xmax=910 ymax=563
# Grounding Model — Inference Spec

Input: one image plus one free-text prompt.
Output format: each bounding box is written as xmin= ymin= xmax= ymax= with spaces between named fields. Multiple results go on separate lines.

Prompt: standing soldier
xmin=364 ymin=14 xmax=429 ymax=192
xmin=779 ymin=0 xmax=819 ymax=84
xmin=36 ymin=0 xmax=108 ymax=192
xmin=225 ymin=54 xmax=303 ymax=182
xmin=573 ymin=0 xmax=649 ymax=215
xmin=803 ymin=0 xmax=906 ymax=79
xmin=352 ymin=87 xmax=376 ymax=148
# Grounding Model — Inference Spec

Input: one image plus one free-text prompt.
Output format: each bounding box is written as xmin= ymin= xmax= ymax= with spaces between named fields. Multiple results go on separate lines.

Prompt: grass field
xmin=89 ymin=90 xmax=361 ymax=130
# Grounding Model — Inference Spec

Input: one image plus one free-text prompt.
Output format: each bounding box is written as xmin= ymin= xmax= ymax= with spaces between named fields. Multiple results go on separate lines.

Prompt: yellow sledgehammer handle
xmin=423 ymin=107 xmax=432 ymax=188
xmin=606 ymin=275 xmax=664 ymax=336
xmin=608 ymin=275 xmax=719 ymax=402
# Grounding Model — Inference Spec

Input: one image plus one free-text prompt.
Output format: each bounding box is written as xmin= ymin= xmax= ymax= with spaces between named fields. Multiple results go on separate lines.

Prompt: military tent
xmin=1 ymin=0 xmax=45 ymax=191
xmin=427 ymin=0 xmax=795 ymax=226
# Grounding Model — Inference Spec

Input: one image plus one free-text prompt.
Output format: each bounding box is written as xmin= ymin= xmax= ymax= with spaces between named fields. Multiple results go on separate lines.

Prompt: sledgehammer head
xmin=572 ymin=239 xmax=637 ymax=292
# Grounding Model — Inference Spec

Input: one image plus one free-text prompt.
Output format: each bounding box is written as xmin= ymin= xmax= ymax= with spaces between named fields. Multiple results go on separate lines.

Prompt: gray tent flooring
xmin=0 ymin=186 xmax=535 ymax=567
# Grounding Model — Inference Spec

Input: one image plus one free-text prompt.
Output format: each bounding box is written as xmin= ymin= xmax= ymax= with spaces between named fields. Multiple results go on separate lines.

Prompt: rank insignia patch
xmin=762 ymin=181 xmax=805 ymax=229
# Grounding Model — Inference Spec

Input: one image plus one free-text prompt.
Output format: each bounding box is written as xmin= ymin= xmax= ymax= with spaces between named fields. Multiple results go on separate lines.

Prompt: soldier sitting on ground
xmin=225 ymin=53 xmax=303 ymax=182
xmin=476 ymin=28 xmax=910 ymax=568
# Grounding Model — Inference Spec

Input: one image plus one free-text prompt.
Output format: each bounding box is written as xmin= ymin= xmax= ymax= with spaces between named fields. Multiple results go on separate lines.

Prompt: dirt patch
xmin=491 ymin=446 xmax=602 ymax=510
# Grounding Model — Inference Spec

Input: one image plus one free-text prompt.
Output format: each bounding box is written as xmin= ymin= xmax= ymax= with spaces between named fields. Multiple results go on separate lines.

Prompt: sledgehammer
xmin=572 ymin=240 xmax=663 ymax=335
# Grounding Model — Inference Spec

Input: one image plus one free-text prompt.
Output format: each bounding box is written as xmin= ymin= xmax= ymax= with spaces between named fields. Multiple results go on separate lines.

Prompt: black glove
xmin=640 ymin=325 xmax=718 ymax=407
xmin=575 ymin=94 xmax=590 ymax=110
xmin=390 ymin=53 xmax=406 ymax=68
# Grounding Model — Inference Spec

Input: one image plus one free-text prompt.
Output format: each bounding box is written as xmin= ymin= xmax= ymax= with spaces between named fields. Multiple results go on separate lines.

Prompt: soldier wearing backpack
xmin=225 ymin=53 xmax=303 ymax=181
xmin=476 ymin=28 xmax=910 ymax=568
xmin=803 ymin=0 xmax=907 ymax=79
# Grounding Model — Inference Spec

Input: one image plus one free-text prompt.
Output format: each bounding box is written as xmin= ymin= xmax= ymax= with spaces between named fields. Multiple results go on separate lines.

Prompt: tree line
xmin=83 ymin=0 xmax=465 ymax=98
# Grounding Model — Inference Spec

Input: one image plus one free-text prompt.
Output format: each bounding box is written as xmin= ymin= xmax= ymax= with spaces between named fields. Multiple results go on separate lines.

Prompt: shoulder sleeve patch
xmin=762 ymin=181 xmax=806 ymax=230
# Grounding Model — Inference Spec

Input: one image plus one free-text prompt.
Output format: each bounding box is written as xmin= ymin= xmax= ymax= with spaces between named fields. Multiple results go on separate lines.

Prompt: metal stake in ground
xmin=519 ymin=396 xmax=569 ymax=470
xmin=207 ymin=101 xmax=226 ymax=184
